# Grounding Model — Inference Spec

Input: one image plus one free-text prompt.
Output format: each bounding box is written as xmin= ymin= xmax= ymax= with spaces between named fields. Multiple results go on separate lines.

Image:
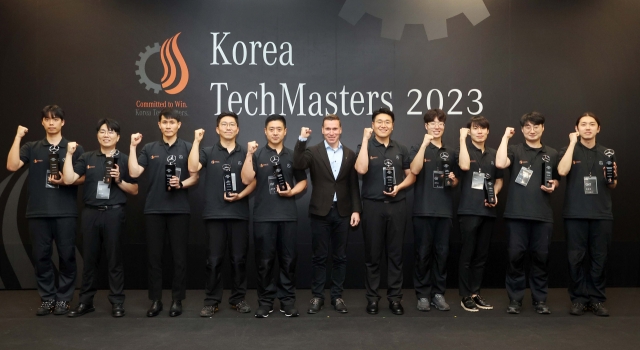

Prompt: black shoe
xmin=280 ymin=304 xmax=299 ymax=317
xmin=366 ymin=301 xmax=378 ymax=315
xmin=307 ymin=297 xmax=324 ymax=314
xmin=506 ymin=300 xmax=521 ymax=314
xmin=255 ymin=305 xmax=273 ymax=318
xmin=53 ymin=301 xmax=70 ymax=315
xmin=112 ymin=303 xmax=125 ymax=317
xmin=591 ymin=302 xmax=609 ymax=317
xmin=200 ymin=305 xmax=219 ymax=317
xmin=570 ymin=302 xmax=586 ymax=316
xmin=68 ymin=303 xmax=95 ymax=317
xmin=36 ymin=300 xmax=55 ymax=316
xmin=332 ymin=298 xmax=348 ymax=313
xmin=147 ymin=300 xmax=163 ymax=317
xmin=169 ymin=300 xmax=182 ymax=317
xmin=389 ymin=301 xmax=404 ymax=315
xmin=461 ymin=297 xmax=479 ymax=312
xmin=472 ymin=294 xmax=493 ymax=310
xmin=232 ymin=301 xmax=251 ymax=313
xmin=533 ymin=301 xmax=551 ymax=314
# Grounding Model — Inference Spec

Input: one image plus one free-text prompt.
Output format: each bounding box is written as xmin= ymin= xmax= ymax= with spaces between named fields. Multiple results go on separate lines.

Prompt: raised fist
xmin=300 ymin=127 xmax=312 ymax=138
xmin=460 ymin=128 xmax=470 ymax=138
xmin=16 ymin=126 xmax=28 ymax=138
xmin=504 ymin=127 xmax=515 ymax=139
xmin=247 ymin=141 xmax=259 ymax=154
xmin=67 ymin=141 xmax=77 ymax=154
xmin=131 ymin=133 xmax=143 ymax=147
xmin=363 ymin=128 xmax=373 ymax=140
xmin=569 ymin=131 xmax=579 ymax=144
xmin=194 ymin=129 xmax=205 ymax=142
xmin=422 ymin=133 xmax=434 ymax=146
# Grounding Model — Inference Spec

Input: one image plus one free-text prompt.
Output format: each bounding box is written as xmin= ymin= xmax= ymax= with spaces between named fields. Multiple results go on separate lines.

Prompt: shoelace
xmin=334 ymin=298 xmax=346 ymax=306
xmin=203 ymin=305 xmax=215 ymax=312
xmin=310 ymin=298 xmax=322 ymax=305
xmin=41 ymin=300 xmax=55 ymax=309
xmin=235 ymin=301 xmax=248 ymax=309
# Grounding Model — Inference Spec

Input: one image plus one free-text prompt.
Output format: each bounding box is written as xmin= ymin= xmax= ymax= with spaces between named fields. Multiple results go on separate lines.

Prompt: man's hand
xmin=422 ymin=134 xmax=434 ymax=147
xmin=484 ymin=196 xmax=498 ymax=207
xmin=350 ymin=212 xmax=360 ymax=227
xmin=16 ymin=126 xmax=28 ymax=138
xmin=383 ymin=185 xmax=399 ymax=197
xmin=540 ymin=180 xmax=557 ymax=193
xmin=131 ymin=133 xmax=143 ymax=147
xmin=504 ymin=127 xmax=515 ymax=139
xmin=67 ymin=142 xmax=78 ymax=155
xmin=363 ymin=128 xmax=373 ymax=141
xmin=460 ymin=128 xmax=470 ymax=139
xmin=194 ymin=129 xmax=205 ymax=142
xmin=168 ymin=175 xmax=180 ymax=190
xmin=300 ymin=127 xmax=312 ymax=138
xmin=276 ymin=182 xmax=294 ymax=197
xmin=569 ymin=131 xmax=579 ymax=145
xmin=247 ymin=141 xmax=259 ymax=155
xmin=48 ymin=174 xmax=64 ymax=185
xmin=224 ymin=192 xmax=241 ymax=202
xmin=110 ymin=164 xmax=121 ymax=183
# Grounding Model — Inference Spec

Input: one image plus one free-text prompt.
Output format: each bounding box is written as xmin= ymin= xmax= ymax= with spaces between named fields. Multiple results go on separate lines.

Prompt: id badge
xmin=584 ymin=176 xmax=598 ymax=195
xmin=515 ymin=167 xmax=533 ymax=187
xmin=268 ymin=176 xmax=277 ymax=195
xmin=45 ymin=170 xmax=59 ymax=189
xmin=96 ymin=181 xmax=110 ymax=199
xmin=433 ymin=170 xmax=444 ymax=189
xmin=471 ymin=172 xmax=485 ymax=190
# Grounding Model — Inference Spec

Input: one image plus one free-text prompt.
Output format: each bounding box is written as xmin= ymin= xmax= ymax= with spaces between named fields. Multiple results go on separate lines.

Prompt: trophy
xmin=384 ymin=159 xmax=395 ymax=192
xmin=440 ymin=152 xmax=452 ymax=187
xmin=604 ymin=149 xmax=615 ymax=184
xmin=166 ymin=155 xmax=177 ymax=191
xmin=484 ymin=175 xmax=496 ymax=205
xmin=103 ymin=149 xmax=119 ymax=185
xmin=542 ymin=154 xmax=553 ymax=187
xmin=222 ymin=164 xmax=235 ymax=196
xmin=48 ymin=144 xmax=60 ymax=181
xmin=270 ymin=155 xmax=287 ymax=191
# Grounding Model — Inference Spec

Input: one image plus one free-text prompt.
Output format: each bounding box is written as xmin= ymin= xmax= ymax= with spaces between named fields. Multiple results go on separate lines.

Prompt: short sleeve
xmin=507 ymin=145 xmax=516 ymax=168
xmin=19 ymin=142 xmax=31 ymax=165
xmin=138 ymin=144 xmax=149 ymax=167
xmin=401 ymin=145 xmax=411 ymax=170
xmin=120 ymin=155 xmax=137 ymax=184
xmin=293 ymin=168 xmax=307 ymax=182
xmin=408 ymin=145 xmax=419 ymax=163
xmin=199 ymin=148 xmax=208 ymax=167
xmin=73 ymin=153 xmax=87 ymax=177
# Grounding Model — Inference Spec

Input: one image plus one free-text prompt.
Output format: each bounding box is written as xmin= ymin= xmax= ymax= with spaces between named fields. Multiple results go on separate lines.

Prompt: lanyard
xmin=522 ymin=145 xmax=542 ymax=169
xmin=579 ymin=144 xmax=596 ymax=176
xmin=468 ymin=144 xmax=483 ymax=172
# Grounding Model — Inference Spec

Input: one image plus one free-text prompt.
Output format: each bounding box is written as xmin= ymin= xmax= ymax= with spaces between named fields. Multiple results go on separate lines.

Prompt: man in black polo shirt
xmin=241 ymin=114 xmax=307 ymax=318
xmin=63 ymin=119 xmax=138 ymax=317
xmin=6 ymin=105 xmax=84 ymax=316
xmin=129 ymin=108 xmax=199 ymax=317
xmin=496 ymin=111 xmax=560 ymax=315
xmin=355 ymin=107 xmax=415 ymax=316
xmin=188 ymin=112 xmax=256 ymax=317
xmin=558 ymin=113 xmax=617 ymax=317
xmin=408 ymin=109 xmax=459 ymax=312
xmin=457 ymin=116 xmax=504 ymax=312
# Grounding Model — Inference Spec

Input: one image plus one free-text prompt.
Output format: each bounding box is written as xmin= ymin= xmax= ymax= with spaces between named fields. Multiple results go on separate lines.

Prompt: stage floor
xmin=1 ymin=288 xmax=639 ymax=349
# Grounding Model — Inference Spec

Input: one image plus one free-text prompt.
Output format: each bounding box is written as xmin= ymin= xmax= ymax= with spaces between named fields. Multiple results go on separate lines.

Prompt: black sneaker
xmin=280 ymin=304 xmax=299 ymax=317
xmin=200 ymin=305 xmax=219 ymax=317
xmin=255 ymin=305 xmax=273 ymax=318
xmin=53 ymin=301 xmax=70 ymax=315
xmin=570 ymin=302 xmax=586 ymax=316
xmin=472 ymin=294 xmax=493 ymax=310
xmin=590 ymin=302 xmax=609 ymax=317
xmin=461 ymin=297 xmax=479 ymax=312
xmin=307 ymin=297 xmax=324 ymax=314
xmin=507 ymin=300 xmax=522 ymax=314
xmin=533 ymin=301 xmax=551 ymax=314
xmin=36 ymin=300 xmax=55 ymax=316
xmin=232 ymin=301 xmax=251 ymax=313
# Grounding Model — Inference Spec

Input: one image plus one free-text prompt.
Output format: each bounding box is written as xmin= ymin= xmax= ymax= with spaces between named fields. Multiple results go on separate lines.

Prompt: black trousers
xmin=362 ymin=199 xmax=405 ymax=302
xmin=505 ymin=219 xmax=553 ymax=303
xmin=413 ymin=216 xmax=451 ymax=299
xmin=204 ymin=219 xmax=249 ymax=306
xmin=253 ymin=221 xmax=298 ymax=306
xmin=28 ymin=218 xmax=77 ymax=302
xmin=458 ymin=215 xmax=495 ymax=297
xmin=78 ymin=207 xmax=125 ymax=305
xmin=309 ymin=205 xmax=349 ymax=301
xmin=145 ymin=214 xmax=189 ymax=301
xmin=565 ymin=219 xmax=612 ymax=304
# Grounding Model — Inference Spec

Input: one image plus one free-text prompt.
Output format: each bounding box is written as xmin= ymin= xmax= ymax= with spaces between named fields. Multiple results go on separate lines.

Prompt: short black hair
xmin=519 ymin=111 xmax=545 ymax=127
xmin=424 ymin=109 xmax=446 ymax=124
xmin=158 ymin=107 xmax=181 ymax=122
xmin=372 ymin=107 xmax=394 ymax=122
xmin=96 ymin=118 xmax=121 ymax=135
xmin=467 ymin=116 xmax=490 ymax=130
xmin=217 ymin=111 xmax=239 ymax=126
xmin=576 ymin=112 xmax=600 ymax=127
xmin=42 ymin=105 xmax=64 ymax=121
xmin=322 ymin=114 xmax=341 ymax=127
xmin=265 ymin=114 xmax=286 ymax=128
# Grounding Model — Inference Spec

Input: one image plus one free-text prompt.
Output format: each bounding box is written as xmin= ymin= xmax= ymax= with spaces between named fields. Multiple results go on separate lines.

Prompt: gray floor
xmin=1 ymin=288 xmax=639 ymax=350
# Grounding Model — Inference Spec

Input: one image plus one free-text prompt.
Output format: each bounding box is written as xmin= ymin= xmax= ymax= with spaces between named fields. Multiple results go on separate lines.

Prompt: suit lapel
xmin=314 ymin=142 xmax=333 ymax=176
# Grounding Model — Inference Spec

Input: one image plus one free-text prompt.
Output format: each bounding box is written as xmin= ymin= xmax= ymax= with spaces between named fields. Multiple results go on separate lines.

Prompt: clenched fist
xmin=16 ymin=126 xmax=28 ymax=138
xmin=422 ymin=133 xmax=434 ymax=146
xmin=300 ymin=127 xmax=312 ymax=138
xmin=363 ymin=128 xmax=373 ymax=140
xmin=504 ymin=127 xmax=515 ymax=139
xmin=247 ymin=141 xmax=259 ymax=154
xmin=194 ymin=129 xmax=205 ymax=142
xmin=460 ymin=128 xmax=470 ymax=139
xmin=131 ymin=133 xmax=143 ymax=147
xmin=67 ymin=142 xmax=78 ymax=155
xmin=569 ymin=131 xmax=579 ymax=144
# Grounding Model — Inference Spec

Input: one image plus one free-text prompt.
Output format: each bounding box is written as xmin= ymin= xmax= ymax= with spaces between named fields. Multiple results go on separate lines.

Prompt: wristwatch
xmin=179 ymin=181 xmax=184 ymax=189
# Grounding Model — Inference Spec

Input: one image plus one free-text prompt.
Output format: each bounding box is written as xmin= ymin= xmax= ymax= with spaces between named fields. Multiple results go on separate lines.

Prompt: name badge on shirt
xmin=472 ymin=172 xmax=485 ymax=190
xmin=267 ymin=176 xmax=278 ymax=195
xmin=45 ymin=169 xmax=59 ymax=189
xmin=96 ymin=181 xmax=110 ymax=199
xmin=433 ymin=170 xmax=444 ymax=189
xmin=515 ymin=167 xmax=533 ymax=187
xmin=584 ymin=176 xmax=598 ymax=195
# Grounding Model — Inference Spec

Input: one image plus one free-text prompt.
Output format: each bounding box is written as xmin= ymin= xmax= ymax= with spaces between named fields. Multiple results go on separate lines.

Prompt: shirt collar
xmin=216 ymin=141 xmax=241 ymax=152
xmin=42 ymin=137 xmax=68 ymax=148
xmin=371 ymin=137 xmax=393 ymax=148
xmin=523 ymin=142 xmax=546 ymax=153
xmin=266 ymin=144 xmax=288 ymax=155
xmin=164 ymin=138 xmax=181 ymax=148
xmin=324 ymin=140 xmax=342 ymax=151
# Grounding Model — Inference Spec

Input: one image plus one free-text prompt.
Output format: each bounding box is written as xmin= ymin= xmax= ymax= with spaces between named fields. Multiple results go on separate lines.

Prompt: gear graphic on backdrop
xmin=339 ymin=0 xmax=490 ymax=41
xmin=135 ymin=43 xmax=163 ymax=94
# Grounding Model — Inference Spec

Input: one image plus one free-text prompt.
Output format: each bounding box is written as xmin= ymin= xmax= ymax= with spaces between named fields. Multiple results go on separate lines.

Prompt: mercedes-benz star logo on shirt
xmin=167 ymin=155 xmax=177 ymax=164
xmin=270 ymin=155 xmax=280 ymax=164
xmin=440 ymin=152 xmax=449 ymax=161
xmin=542 ymin=155 xmax=550 ymax=163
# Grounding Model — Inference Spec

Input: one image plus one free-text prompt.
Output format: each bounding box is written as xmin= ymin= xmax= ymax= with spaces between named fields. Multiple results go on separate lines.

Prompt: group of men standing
xmin=7 ymin=105 xmax=616 ymax=318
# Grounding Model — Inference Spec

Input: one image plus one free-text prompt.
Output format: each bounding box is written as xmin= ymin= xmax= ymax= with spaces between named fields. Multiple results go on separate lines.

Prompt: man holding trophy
xmin=63 ymin=119 xmax=138 ymax=317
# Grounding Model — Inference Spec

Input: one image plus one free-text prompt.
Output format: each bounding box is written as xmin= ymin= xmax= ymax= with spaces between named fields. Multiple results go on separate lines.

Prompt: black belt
xmin=85 ymin=204 xmax=124 ymax=211
xmin=364 ymin=198 xmax=394 ymax=203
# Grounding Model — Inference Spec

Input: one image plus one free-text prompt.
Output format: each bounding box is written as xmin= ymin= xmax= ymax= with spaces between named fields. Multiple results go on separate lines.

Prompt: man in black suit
xmin=294 ymin=114 xmax=361 ymax=314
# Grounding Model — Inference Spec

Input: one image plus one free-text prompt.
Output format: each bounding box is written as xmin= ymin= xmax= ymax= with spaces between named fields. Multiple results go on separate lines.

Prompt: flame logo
xmin=135 ymin=32 xmax=189 ymax=94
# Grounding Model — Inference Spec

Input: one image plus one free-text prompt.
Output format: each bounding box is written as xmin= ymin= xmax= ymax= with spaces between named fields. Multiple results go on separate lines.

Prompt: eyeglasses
xmin=375 ymin=120 xmax=393 ymax=126
xmin=427 ymin=122 xmax=445 ymax=127
xmin=523 ymin=124 xmax=541 ymax=131
xmin=98 ymin=130 xmax=117 ymax=136
xmin=219 ymin=122 xmax=237 ymax=128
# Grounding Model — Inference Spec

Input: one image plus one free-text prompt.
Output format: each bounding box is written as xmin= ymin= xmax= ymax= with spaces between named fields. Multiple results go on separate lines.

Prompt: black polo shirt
xmin=137 ymin=138 xmax=192 ymax=214
xmin=251 ymin=145 xmax=307 ymax=222
xmin=19 ymin=137 xmax=83 ymax=219
xmin=73 ymin=150 xmax=136 ymax=206
xmin=560 ymin=143 xmax=615 ymax=220
xmin=199 ymin=142 xmax=250 ymax=220
xmin=409 ymin=142 xmax=458 ymax=218
xmin=357 ymin=138 xmax=411 ymax=202
xmin=503 ymin=143 xmax=560 ymax=222
xmin=457 ymin=141 xmax=504 ymax=217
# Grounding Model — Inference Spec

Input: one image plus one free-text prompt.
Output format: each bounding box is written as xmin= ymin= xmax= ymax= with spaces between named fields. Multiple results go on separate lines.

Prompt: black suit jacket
xmin=294 ymin=140 xmax=361 ymax=217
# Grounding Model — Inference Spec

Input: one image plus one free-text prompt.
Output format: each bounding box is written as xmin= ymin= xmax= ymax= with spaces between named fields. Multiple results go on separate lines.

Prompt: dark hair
xmin=96 ymin=118 xmax=121 ymax=135
xmin=423 ymin=109 xmax=446 ymax=124
xmin=265 ymin=114 xmax=286 ymax=128
xmin=158 ymin=107 xmax=181 ymax=122
xmin=42 ymin=105 xmax=64 ymax=121
xmin=466 ymin=116 xmax=490 ymax=130
xmin=519 ymin=111 xmax=545 ymax=127
xmin=217 ymin=111 xmax=239 ymax=126
xmin=576 ymin=112 xmax=600 ymax=127
xmin=322 ymin=114 xmax=341 ymax=127
xmin=372 ymin=107 xmax=394 ymax=122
